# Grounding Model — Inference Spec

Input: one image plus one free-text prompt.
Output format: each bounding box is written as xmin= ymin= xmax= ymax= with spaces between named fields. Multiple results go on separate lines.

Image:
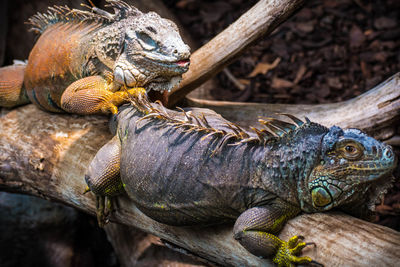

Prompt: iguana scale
xmin=85 ymin=96 xmax=397 ymax=266
xmin=0 ymin=0 xmax=190 ymax=114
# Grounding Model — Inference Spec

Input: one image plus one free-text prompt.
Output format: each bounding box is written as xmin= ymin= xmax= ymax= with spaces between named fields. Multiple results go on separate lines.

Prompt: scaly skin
xmin=0 ymin=0 xmax=190 ymax=114
xmin=85 ymin=97 xmax=397 ymax=266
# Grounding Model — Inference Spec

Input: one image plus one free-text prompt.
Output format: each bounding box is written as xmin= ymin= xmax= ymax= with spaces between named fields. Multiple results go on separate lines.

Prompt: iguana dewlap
xmin=85 ymin=97 xmax=397 ymax=266
xmin=0 ymin=0 xmax=190 ymax=114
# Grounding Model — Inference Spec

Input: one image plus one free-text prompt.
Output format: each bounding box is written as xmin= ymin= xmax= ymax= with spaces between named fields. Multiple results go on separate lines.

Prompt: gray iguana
xmin=85 ymin=96 xmax=397 ymax=266
xmin=0 ymin=0 xmax=190 ymax=114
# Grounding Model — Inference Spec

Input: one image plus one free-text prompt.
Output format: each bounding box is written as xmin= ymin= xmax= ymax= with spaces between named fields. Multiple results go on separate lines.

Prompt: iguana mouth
xmin=114 ymin=57 xmax=189 ymax=91
xmin=143 ymin=57 xmax=190 ymax=73
xmin=173 ymin=59 xmax=190 ymax=69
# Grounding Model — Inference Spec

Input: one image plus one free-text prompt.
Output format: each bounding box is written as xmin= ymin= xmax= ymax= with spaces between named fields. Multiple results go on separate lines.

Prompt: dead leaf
xmin=271 ymin=77 xmax=294 ymax=88
xmin=375 ymin=204 xmax=394 ymax=215
xmin=238 ymin=79 xmax=250 ymax=86
xmin=176 ymin=0 xmax=190 ymax=9
xmin=374 ymin=17 xmax=397 ymax=30
xmin=316 ymin=86 xmax=331 ymax=98
xmin=349 ymin=25 xmax=365 ymax=48
xmin=360 ymin=61 xmax=371 ymax=78
xmin=295 ymin=21 xmax=315 ymax=33
xmin=248 ymin=58 xmax=281 ymax=77
xmin=327 ymin=77 xmax=343 ymax=89
xmin=293 ymin=65 xmax=307 ymax=84
xmin=393 ymin=203 xmax=400 ymax=211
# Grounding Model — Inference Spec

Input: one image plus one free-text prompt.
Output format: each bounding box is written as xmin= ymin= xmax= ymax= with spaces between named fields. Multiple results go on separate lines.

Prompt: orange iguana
xmin=0 ymin=0 xmax=190 ymax=114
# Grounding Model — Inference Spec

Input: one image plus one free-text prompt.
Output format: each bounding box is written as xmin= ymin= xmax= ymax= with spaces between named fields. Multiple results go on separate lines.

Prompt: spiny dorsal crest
xmin=28 ymin=0 xmax=142 ymax=34
xmin=128 ymin=95 xmax=314 ymax=153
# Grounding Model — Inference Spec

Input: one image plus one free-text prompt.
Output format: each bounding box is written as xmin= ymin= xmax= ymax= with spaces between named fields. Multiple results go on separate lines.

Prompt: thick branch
xmin=0 ymin=104 xmax=399 ymax=266
xmin=166 ymin=0 xmax=305 ymax=106
xmin=186 ymin=73 xmax=400 ymax=140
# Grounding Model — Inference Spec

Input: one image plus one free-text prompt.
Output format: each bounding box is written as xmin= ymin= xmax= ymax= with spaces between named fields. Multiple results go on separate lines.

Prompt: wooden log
xmin=166 ymin=0 xmax=306 ymax=107
xmin=104 ymin=223 xmax=207 ymax=267
xmin=186 ymin=73 xmax=400 ymax=140
xmin=0 ymin=103 xmax=399 ymax=266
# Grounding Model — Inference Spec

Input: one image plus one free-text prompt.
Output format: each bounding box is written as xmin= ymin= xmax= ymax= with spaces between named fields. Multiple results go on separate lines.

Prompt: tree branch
xmin=0 ymin=101 xmax=399 ymax=266
xmin=186 ymin=73 xmax=400 ymax=140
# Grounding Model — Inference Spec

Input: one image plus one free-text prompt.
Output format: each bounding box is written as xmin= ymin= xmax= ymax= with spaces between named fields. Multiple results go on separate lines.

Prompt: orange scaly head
xmin=90 ymin=1 xmax=191 ymax=93
xmin=28 ymin=0 xmax=190 ymax=95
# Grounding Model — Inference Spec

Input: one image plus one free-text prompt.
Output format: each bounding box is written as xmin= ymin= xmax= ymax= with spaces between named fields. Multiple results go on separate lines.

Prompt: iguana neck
xmin=42 ymin=22 xmax=104 ymax=77
xmin=251 ymin=125 xmax=329 ymax=207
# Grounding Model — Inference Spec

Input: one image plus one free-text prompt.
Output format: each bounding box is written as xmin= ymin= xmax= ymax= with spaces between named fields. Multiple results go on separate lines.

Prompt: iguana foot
xmin=61 ymin=75 xmax=147 ymax=115
xmin=273 ymin=235 xmax=313 ymax=267
xmin=85 ymin=135 xmax=123 ymax=227
xmin=96 ymin=195 xmax=117 ymax=227
xmin=102 ymin=87 xmax=147 ymax=114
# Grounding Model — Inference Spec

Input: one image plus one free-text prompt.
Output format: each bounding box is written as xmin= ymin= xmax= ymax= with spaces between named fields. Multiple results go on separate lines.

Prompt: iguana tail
xmin=0 ymin=63 xmax=30 ymax=108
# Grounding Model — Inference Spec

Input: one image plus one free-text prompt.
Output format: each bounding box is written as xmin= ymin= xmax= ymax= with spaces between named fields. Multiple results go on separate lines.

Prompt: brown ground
xmin=167 ymin=0 xmax=400 ymax=104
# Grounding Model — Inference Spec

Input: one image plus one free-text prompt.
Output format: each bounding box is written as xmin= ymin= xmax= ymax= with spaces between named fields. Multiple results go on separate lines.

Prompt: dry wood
xmin=0 ymin=103 xmax=399 ymax=266
xmin=104 ymin=223 xmax=211 ymax=267
xmin=186 ymin=73 xmax=400 ymax=141
xmin=166 ymin=0 xmax=306 ymax=106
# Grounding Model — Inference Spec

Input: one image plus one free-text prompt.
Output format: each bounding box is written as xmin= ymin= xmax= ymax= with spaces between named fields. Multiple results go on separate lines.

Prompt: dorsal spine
xmin=128 ymin=96 xmax=325 ymax=154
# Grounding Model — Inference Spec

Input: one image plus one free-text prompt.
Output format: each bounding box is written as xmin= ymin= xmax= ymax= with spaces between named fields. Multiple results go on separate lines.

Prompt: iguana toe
xmin=273 ymin=235 xmax=313 ymax=267
xmin=83 ymin=186 xmax=91 ymax=194
xmin=96 ymin=196 xmax=108 ymax=227
xmin=103 ymin=87 xmax=147 ymax=114
xmin=95 ymin=195 xmax=117 ymax=227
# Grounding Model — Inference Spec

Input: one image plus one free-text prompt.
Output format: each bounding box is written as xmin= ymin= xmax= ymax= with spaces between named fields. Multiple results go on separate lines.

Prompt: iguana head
xmin=93 ymin=1 xmax=190 ymax=92
xmin=301 ymin=126 xmax=397 ymax=213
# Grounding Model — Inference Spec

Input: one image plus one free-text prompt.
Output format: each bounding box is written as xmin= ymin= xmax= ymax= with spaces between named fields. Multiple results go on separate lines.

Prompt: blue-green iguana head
xmin=303 ymin=126 xmax=397 ymax=214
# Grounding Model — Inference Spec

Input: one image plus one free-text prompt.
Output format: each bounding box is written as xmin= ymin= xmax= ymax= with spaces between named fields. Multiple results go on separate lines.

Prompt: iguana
xmin=85 ymin=96 xmax=397 ymax=266
xmin=0 ymin=0 xmax=190 ymax=114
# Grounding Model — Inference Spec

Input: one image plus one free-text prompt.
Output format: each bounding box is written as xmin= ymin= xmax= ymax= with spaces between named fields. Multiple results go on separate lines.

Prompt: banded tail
xmin=0 ymin=64 xmax=30 ymax=108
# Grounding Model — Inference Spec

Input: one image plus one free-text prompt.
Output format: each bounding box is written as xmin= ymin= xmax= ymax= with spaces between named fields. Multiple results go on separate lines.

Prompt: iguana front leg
xmin=233 ymin=200 xmax=313 ymax=267
xmin=85 ymin=135 xmax=123 ymax=226
xmin=61 ymin=75 xmax=146 ymax=115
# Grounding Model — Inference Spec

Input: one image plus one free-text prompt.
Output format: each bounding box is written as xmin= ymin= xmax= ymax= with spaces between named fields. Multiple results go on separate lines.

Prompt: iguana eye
xmin=345 ymin=145 xmax=356 ymax=153
xmin=338 ymin=141 xmax=363 ymax=160
xmin=136 ymin=32 xmax=157 ymax=51
xmin=146 ymin=26 xmax=157 ymax=34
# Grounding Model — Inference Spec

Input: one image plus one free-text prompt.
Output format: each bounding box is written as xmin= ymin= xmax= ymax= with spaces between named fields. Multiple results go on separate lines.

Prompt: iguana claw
xmin=96 ymin=196 xmax=115 ymax=227
xmin=102 ymin=87 xmax=147 ymax=114
xmin=273 ymin=235 xmax=313 ymax=267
